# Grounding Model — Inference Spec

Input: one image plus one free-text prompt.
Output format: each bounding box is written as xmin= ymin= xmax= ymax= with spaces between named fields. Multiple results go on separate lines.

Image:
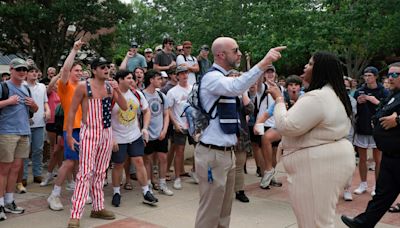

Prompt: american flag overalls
xmin=70 ymin=80 xmax=113 ymax=219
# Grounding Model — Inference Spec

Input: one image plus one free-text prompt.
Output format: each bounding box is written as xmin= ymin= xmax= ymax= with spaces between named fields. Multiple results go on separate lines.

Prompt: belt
xmin=199 ymin=141 xmax=234 ymax=151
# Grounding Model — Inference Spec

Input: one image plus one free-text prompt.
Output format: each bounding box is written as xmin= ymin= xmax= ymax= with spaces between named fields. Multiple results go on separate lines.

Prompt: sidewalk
xmin=2 ymin=158 xmax=399 ymax=228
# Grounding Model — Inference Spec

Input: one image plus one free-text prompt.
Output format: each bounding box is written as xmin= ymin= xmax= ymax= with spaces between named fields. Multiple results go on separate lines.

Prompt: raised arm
xmin=61 ymin=40 xmax=84 ymax=84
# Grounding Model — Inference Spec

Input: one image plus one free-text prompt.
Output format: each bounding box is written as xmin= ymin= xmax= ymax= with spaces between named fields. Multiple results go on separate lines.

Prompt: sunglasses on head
xmin=100 ymin=65 xmax=110 ymax=70
xmin=387 ymin=72 xmax=400 ymax=79
xmin=15 ymin=67 xmax=28 ymax=72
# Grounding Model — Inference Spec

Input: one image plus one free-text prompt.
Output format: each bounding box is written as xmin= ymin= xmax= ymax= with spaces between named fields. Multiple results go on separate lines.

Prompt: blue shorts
xmin=112 ymin=136 xmax=144 ymax=164
xmin=63 ymin=129 xmax=80 ymax=161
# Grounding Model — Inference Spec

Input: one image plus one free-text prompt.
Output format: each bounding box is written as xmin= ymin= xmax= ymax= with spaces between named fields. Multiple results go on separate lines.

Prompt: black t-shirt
xmin=154 ymin=51 xmax=176 ymax=67
xmin=147 ymin=60 xmax=154 ymax=70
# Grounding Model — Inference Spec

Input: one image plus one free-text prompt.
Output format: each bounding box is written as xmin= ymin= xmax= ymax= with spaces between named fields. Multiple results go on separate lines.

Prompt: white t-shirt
xmin=167 ymin=84 xmax=192 ymax=130
xmin=27 ymin=82 xmax=48 ymax=128
xmin=176 ymin=54 xmax=198 ymax=85
xmin=257 ymin=83 xmax=283 ymax=127
xmin=111 ymin=90 xmax=149 ymax=144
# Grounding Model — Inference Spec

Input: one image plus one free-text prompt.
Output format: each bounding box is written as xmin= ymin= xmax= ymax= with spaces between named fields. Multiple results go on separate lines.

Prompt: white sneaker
xmin=159 ymin=185 xmax=174 ymax=196
xmin=173 ymin=179 xmax=182 ymax=190
xmin=47 ymin=195 xmax=64 ymax=211
xmin=65 ymin=181 xmax=75 ymax=191
xmin=371 ymin=186 xmax=376 ymax=197
xmin=86 ymin=195 xmax=92 ymax=204
xmin=353 ymin=183 xmax=368 ymax=195
xmin=190 ymin=171 xmax=199 ymax=184
xmin=40 ymin=174 xmax=54 ymax=187
xmin=343 ymin=190 xmax=353 ymax=201
xmin=260 ymin=169 xmax=276 ymax=189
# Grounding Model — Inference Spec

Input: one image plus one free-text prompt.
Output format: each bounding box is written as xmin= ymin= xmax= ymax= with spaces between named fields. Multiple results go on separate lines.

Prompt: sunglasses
xmin=177 ymin=49 xmax=183 ymax=52
xmin=100 ymin=65 xmax=110 ymax=70
xmin=232 ymin=47 xmax=239 ymax=53
xmin=15 ymin=67 xmax=28 ymax=72
xmin=387 ymin=72 xmax=400 ymax=79
xmin=168 ymin=42 xmax=174 ymax=45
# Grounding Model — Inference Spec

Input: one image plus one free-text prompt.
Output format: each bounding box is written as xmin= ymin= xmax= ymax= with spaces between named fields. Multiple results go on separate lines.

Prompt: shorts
xmin=0 ymin=134 xmax=30 ymax=163
xmin=171 ymin=129 xmax=196 ymax=145
xmin=112 ymin=136 xmax=145 ymax=164
xmin=353 ymin=133 xmax=377 ymax=149
xmin=63 ymin=129 xmax=80 ymax=161
xmin=46 ymin=123 xmax=63 ymax=135
xmin=248 ymin=126 xmax=281 ymax=147
xmin=144 ymin=137 xmax=169 ymax=155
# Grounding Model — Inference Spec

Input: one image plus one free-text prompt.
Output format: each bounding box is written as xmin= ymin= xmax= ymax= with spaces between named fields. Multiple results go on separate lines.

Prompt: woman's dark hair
xmin=115 ymin=70 xmax=135 ymax=82
xmin=307 ymin=51 xmax=352 ymax=117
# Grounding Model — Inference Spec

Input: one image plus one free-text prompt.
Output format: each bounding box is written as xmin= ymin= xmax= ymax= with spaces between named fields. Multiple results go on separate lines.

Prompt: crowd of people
xmin=0 ymin=36 xmax=399 ymax=228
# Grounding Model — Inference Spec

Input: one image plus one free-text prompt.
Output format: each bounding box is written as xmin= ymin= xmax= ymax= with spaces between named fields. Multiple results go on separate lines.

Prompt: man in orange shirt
xmin=47 ymin=39 xmax=84 ymax=211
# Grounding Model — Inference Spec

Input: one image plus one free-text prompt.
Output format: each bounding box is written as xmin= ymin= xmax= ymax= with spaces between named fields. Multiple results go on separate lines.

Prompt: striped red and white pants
xmin=70 ymin=98 xmax=113 ymax=219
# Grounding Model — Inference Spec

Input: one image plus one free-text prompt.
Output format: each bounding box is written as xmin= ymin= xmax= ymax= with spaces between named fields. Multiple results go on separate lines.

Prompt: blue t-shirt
xmin=127 ymin=54 xmax=147 ymax=72
xmin=0 ymin=81 xmax=31 ymax=135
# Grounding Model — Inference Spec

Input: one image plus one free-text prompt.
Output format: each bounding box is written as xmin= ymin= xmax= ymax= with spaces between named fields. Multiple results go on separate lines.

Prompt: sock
xmin=159 ymin=178 xmax=166 ymax=186
xmin=0 ymin=197 xmax=4 ymax=206
xmin=4 ymin=193 xmax=13 ymax=204
xmin=142 ymin=185 xmax=149 ymax=195
xmin=113 ymin=187 xmax=120 ymax=195
xmin=175 ymin=177 xmax=181 ymax=182
xmin=52 ymin=185 xmax=61 ymax=197
xmin=361 ymin=181 xmax=368 ymax=187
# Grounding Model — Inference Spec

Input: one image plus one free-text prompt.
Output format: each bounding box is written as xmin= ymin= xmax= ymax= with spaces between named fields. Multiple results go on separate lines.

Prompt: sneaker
xmin=173 ymin=179 xmax=182 ymax=190
xmin=143 ymin=191 xmax=158 ymax=206
xmin=353 ymin=183 xmax=368 ymax=195
xmin=47 ymin=195 xmax=64 ymax=211
xmin=66 ymin=181 xmax=76 ymax=191
xmin=343 ymin=190 xmax=353 ymax=201
xmin=190 ymin=171 xmax=199 ymax=184
xmin=90 ymin=209 xmax=115 ymax=220
xmin=235 ymin=191 xmax=250 ymax=203
xmin=0 ymin=206 xmax=7 ymax=221
xmin=270 ymin=177 xmax=283 ymax=187
xmin=16 ymin=182 xmax=27 ymax=194
xmin=260 ymin=169 xmax=276 ymax=189
xmin=371 ymin=186 xmax=376 ymax=197
xmin=159 ymin=185 xmax=174 ymax=196
xmin=4 ymin=201 xmax=24 ymax=214
xmin=112 ymin=193 xmax=121 ymax=207
xmin=40 ymin=175 xmax=54 ymax=187
xmin=86 ymin=195 xmax=92 ymax=204
xmin=67 ymin=218 xmax=79 ymax=228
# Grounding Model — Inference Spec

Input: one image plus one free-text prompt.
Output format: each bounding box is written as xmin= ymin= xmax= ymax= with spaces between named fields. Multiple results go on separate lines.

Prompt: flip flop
xmin=389 ymin=203 xmax=400 ymax=213
xmin=124 ymin=182 xmax=133 ymax=190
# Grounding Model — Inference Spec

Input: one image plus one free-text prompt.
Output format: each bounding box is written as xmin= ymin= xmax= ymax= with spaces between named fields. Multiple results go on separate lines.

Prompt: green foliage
xmin=0 ymin=0 xmax=131 ymax=74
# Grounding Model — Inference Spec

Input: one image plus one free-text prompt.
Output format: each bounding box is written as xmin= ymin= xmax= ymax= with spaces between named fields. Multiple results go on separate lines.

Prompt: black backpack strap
xmin=156 ymin=90 xmax=165 ymax=105
xmin=23 ymin=85 xmax=32 ymax=97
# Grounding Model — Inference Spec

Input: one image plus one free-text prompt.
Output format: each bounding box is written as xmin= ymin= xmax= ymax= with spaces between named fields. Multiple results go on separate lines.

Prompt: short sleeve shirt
xmin=57 ymin=80 xmax=82 ymax=130
xmin=154 ymin=51 xmax=176 ymax=67
xmin=142 ymin=90 xmax=168 ymax=140
xmin=127 ymin=54 xmax=147 ymax=72
xmin=166 ymin=84 xmax=192 ymax=130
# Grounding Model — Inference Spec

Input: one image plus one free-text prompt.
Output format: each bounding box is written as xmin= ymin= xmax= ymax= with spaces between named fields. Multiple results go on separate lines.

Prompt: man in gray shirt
xmin=194 ymin=37 xmax=285 ymax=228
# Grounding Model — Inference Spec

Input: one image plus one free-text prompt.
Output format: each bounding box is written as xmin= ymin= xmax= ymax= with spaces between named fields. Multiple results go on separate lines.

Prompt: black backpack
xmin=0 ymin=81 xmax=34 ymax=118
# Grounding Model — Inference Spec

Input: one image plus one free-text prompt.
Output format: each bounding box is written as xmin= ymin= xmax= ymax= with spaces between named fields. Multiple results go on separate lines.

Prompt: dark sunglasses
xmin=168 ymin=42 xmax=174 ymax=45
xmin=387 ymin=72 xmax=400 ymax=79
xmin=100 ymin=65 xmax=110 ymax=70
xmin=177 ymin=49 xmax=183 ymax=52
xmin=15 ymin=67 xmax=28 ymax=72
xmin=232 ymin=47 xmax=239 ymax=53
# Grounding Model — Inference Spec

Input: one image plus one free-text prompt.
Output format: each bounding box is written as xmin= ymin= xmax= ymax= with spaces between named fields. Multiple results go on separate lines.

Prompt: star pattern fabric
xmin=102 ymin=97 xmax=112 ymax=128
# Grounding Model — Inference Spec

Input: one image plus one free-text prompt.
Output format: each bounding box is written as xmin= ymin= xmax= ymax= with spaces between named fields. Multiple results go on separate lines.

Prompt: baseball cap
xmin=200 ymin=45 xmax=209 ymax=51
xmin=176 ymin=65 xmax=188 ymax=74
xmin=155 ymin=45 xmax=162 ymax=52
xmin=145 ymin=48 xmax=153 ymax=53
xmin=10 ymin=58 xmax=28 ymax=69
xmin=364 ymin=66 xmax=378 ymax=76
xmin=266 ymin=65 xmax=276 ymax=72
xmin=182 ymin=41 xmax=192 ymax=47
xmin=91 ymin=57 xmax=111 ymax=69
xmin=131 ymin=41 xmax=138 ymax=48
xmin=160 ymin=71 xmax=168 ymax=78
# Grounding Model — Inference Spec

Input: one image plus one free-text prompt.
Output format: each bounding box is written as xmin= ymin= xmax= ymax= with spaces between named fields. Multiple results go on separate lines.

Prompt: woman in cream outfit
xmin=267 ymin=52 xmax=355 ymax=228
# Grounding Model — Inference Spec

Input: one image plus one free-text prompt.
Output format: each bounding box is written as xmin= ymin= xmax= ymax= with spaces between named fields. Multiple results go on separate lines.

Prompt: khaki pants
xmin=195 ymin=144 xmax=236 ymax=228
xmin=234 ymin=150 xmax=246 ymax=192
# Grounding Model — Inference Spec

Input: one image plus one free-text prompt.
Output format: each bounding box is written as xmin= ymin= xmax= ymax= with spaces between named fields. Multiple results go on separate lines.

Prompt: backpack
xmin=0 ymin=81 xmax=34 ymax=118
xmin=54 ymin=104 xmax=64 ymax=133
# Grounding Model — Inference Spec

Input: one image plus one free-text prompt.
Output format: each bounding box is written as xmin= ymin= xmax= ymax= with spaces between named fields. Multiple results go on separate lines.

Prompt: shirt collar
xmin=212 ymin=63 xmax=229 ymax=76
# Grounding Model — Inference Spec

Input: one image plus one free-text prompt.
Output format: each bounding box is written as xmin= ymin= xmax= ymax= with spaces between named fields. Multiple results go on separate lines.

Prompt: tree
xmin=0 ymin=0 xmax=131 ymax=75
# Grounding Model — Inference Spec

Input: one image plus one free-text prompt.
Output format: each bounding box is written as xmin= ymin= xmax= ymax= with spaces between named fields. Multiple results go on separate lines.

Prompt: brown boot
xmin=67 ymin=218 xmax=80 ymax=228
xmin=90 ymin=209 xmax=115 ymax=220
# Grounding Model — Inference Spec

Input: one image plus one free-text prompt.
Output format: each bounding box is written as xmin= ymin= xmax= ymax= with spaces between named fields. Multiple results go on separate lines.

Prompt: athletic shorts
xmin=171 ymin=129 xmax=195 ymax=145
xmin=63 ymin=129 xmax=80 ymax=161
xmin=353 ymin=133 xmax=377 ymax=149
xmin=0 ymin=135 xmax=30 ymax=163
xmin=144 ymin=137 xmax=169 ymax=155
xmin=112 ymin=136 xmax=145 ymax=164
xmin=248 ymin=126 xmax=280 ymax=147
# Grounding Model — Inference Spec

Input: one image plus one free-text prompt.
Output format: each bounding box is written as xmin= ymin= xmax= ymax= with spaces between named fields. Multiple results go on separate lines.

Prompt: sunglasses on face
xmin=387 ymin=72 xmax=400 ymax=79
xmin=232 ymin=47 xmax=239 ymax=53
xmin=100 ymin=65 xmax=110 ymax=70
xmin=177 ymin=49 xmax=183 ymax=52
xmin=15 ymin=67 xmax=28 ymax=72
xmin=168 ymin=42 xmax=174 ymax=45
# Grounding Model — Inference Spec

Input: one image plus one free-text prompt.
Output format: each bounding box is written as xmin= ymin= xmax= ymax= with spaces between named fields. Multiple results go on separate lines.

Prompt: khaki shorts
xmin=0 ymin=135 xmax=30 ymax=163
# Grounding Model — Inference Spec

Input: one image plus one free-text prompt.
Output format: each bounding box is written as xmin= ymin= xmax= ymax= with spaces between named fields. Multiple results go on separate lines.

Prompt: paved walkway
xmin=2 ymin=158 xmax=399 ymax=228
